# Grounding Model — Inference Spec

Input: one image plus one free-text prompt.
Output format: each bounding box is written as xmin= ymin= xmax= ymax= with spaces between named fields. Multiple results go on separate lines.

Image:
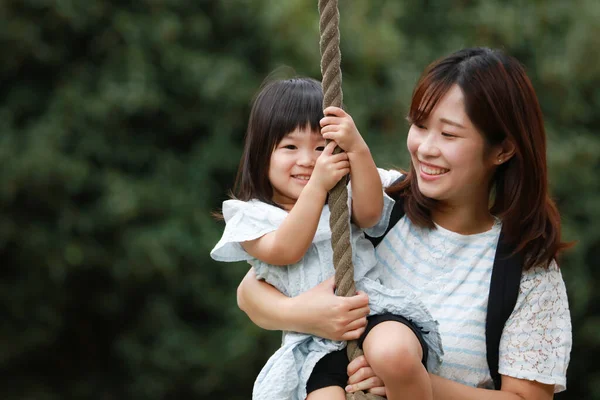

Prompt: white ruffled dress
xmin=210 ymin=170 xmax=443 ymax=400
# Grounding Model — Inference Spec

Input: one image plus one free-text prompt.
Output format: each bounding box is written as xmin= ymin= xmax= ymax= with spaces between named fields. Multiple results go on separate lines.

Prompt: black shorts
xmin=305 ymin=313 xmax=429 ymax=394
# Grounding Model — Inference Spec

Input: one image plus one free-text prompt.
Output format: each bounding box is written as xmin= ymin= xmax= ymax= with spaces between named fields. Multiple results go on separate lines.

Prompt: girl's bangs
xmin=268 ymin=79 xmax=324 ymax=142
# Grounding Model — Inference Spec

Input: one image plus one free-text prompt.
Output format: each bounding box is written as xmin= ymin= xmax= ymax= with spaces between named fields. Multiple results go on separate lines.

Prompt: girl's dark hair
xmin=233 ymin=77 xmax=324 ymax=207
xmin=390 ymin=47 xmax=571 ymax=270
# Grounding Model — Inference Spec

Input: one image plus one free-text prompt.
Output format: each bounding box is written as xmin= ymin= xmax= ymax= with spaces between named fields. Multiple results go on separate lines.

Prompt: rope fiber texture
xmin=318 ymin=1 xmax=385 ymax=398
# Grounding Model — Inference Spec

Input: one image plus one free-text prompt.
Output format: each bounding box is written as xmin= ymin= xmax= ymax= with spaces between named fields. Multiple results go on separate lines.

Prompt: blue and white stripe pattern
xmin=374 ymin=207 xmax=571 ymax=392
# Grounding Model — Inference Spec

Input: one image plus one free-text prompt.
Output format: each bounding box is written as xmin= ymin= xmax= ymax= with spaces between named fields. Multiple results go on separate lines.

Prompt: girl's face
xmin=269 ymin=127 xmax=326 ymax=210
xmin=407 ymin=84 xmax=500 ymax=208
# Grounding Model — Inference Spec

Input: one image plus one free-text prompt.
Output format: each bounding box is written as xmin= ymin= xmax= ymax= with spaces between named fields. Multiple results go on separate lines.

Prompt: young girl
xmin=210 ymin=77 xmax=443 ymax=400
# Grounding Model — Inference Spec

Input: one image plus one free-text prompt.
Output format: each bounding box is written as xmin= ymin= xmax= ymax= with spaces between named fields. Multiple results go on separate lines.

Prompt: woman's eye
xmin=441 ymin=132 xmax=455 ymax=138
xmin=316 ymin=146 xmax=325 ymax=151
xmin=283 ymin=145 xmax=296 ymax=150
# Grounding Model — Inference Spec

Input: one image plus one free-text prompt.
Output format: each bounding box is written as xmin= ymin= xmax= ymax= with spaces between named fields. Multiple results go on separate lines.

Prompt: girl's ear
xmin=494 ymin=139 xmax=516 ymax=165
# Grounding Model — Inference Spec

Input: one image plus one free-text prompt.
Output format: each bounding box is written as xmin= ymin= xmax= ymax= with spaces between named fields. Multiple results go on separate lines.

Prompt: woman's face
xmin=407 ymin=84 xmax=499 ymax=207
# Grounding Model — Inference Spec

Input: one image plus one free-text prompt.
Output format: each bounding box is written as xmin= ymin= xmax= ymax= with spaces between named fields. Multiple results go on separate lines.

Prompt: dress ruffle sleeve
xmin=210 ymin=199 xmax=285 ymax=262
xmin=210 ymin=200 xmax=292 ymax=295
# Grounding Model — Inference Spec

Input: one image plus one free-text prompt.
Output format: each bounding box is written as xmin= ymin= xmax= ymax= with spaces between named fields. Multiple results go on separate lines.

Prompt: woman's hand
xmin=346 ymin=355 xmax=386 ymax=397
xmin=238 ymin=270 xmax=369 ymax=339
xmin=290 ymin=277 xmax=370 ymax=341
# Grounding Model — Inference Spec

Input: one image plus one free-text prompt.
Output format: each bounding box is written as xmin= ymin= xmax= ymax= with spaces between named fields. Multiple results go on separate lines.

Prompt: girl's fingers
xmin=322 ymin=141 xmax=337 ymax=155
xmin=332 ymin=161 xmax=350 ymax=171
xmin=322 ymin=131 xmax=341 ymax=142
xmin=319 ymin=153 xmax=348 ymax=168
xmin=323 ymin=106 xmax=346 ymax=118
xmin=322 ymin=133 xmax=335 ymax=143
xmin=328 ymin=152 xmax=348 ymax=162
xmin=337 ymin=168 xmax=350 ymax=178
xmin=320 ymin=115 xmax=343 ymax=127
xmin=320 ymin=124 xmax=338 ymax=135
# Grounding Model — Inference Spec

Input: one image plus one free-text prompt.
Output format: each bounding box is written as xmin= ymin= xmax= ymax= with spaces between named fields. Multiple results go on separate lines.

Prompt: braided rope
xmin=318 ymin=1 xmax=384 ymax=399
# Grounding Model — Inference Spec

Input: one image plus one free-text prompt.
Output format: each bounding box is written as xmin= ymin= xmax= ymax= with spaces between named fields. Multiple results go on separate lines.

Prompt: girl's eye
xmin=315 ymin=146 xmax=325 ymax=151
xmin=441 ymin=132 xmax=456 ymax=138
xmin=283 ymin=144 xmax=297 ymax=150
xmin=415 ymin=124 xmax=426 ymax=130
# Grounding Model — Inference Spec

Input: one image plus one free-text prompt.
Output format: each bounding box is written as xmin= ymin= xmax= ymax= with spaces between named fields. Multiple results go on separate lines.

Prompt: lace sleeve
xmin=498 ymin=260 xmax=572 ymax=392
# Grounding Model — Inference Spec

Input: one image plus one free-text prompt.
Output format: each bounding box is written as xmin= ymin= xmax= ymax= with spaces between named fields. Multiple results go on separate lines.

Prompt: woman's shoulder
xmin=377 ymin=168 xmax=404 ymax=188
xmin=510 ymin=259 xmax=570 ymax=326
xmin=519 ymin=259 xmax=567 ymax=293
xmin=500 ymin=259 xmax=571 ymax=392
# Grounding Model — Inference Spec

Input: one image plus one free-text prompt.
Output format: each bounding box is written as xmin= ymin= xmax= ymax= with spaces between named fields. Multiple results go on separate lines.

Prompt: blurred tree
xmin=0 ymin=0 xmax=597 ymax=399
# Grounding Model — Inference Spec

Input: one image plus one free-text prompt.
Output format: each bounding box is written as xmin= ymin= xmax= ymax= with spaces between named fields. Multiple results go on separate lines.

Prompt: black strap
xmin=365 ymin=194 xmax=405 ymax=248
xmin=485 ymin=230 xmax=523 ymax=390
xmin=365 ymin=176 xmax=406 ymax=248
xmin=364 ymin=176 xmax=523 ymax=390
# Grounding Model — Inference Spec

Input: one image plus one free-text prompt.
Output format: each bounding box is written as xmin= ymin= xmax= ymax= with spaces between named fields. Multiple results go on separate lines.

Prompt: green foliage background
xmin=1 ymin=0 xmax=598 ymax=398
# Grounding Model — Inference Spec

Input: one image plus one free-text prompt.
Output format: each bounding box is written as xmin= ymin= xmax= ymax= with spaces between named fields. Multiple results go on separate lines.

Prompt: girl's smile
xmin=292 ymin=174 xmax=311 ymax=183
xmin=269 ymin=127 xmax=325 ymax=208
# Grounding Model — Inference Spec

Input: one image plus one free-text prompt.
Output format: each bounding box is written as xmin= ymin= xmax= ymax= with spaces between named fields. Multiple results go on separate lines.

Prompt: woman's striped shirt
xmin=373 ymin=210 xmax=571 ymax=392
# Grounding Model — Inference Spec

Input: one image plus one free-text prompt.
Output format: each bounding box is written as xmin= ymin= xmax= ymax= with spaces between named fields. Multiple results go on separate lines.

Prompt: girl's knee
xmin=363 ymin=322 xmax=424 ymax=380
xmin=369 ymin=342 xmax=422 ymax=379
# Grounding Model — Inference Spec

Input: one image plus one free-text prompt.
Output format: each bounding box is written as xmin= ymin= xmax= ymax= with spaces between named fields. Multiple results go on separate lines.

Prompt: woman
xmin=237 ymin=47 xmax=572 ymax=399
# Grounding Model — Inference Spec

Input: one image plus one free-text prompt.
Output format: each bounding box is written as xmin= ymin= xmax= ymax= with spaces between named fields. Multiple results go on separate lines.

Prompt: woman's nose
xmin=418 ymin=132 xmax=441 ymax=157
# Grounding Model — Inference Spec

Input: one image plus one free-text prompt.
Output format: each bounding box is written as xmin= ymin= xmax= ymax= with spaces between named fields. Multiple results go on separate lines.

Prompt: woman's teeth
xmin=293 ymin=175 xmax=310 ymax=180
xmin=421 ymin=165 xmax=449 ymax=175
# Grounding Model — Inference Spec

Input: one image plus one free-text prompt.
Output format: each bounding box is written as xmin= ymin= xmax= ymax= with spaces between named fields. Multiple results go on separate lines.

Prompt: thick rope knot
xmin=318 ymin=1 xmax=385 ymax=399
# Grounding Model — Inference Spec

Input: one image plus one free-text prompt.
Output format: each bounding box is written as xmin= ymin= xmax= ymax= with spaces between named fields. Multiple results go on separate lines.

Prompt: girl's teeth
xmin=421 ymin=165 xmax=449 ymax=175
xmin=294 ymin=175 xmax=310 ymax=180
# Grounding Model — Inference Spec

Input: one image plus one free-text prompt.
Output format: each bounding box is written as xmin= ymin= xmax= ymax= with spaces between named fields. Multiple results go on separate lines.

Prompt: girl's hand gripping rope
xmin=309 ymin=141 xmax=351 ymax=193
xmin=320 ymin=106 xmax=369 ymax=155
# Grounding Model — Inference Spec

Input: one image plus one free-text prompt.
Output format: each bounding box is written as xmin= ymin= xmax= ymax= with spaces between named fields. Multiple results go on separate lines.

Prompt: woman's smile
xmin=418 ymin=161 xmax=450 ymax=180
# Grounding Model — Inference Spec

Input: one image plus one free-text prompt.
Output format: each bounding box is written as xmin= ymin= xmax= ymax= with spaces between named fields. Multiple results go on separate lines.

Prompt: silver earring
xmin=498 ymin=158 xmax=502 ymax=163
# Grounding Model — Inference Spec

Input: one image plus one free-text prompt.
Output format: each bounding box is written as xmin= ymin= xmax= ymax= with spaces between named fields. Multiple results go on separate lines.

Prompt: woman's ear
xmin=494 ymin=139 xmax=516 ymax=165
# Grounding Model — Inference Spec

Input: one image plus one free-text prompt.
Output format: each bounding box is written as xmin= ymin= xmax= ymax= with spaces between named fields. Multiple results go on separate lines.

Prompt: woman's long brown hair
xmin=390 ymin=47 xmax=571 ymax=270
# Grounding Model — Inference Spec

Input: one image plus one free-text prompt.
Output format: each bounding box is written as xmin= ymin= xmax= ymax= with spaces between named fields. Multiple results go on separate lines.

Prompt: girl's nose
xmin=297 ymin=151 xmax=316 ymax=167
